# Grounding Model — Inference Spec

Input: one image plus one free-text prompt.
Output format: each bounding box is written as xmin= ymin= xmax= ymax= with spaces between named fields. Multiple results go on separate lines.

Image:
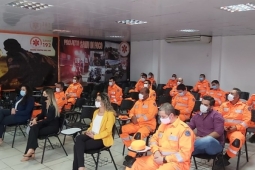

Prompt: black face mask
xmin=41 ymin=96 xmax=48 ymax=101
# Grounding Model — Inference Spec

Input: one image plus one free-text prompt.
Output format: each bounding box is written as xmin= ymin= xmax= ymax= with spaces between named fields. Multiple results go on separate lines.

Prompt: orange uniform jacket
xmin=134 ymin=81 xmax=144 ymax=92
xmin=163 ymin=79 xmax=177 ymax=89
xmin=219 ymin=100 xmax=251 ymax=134
xmin=150 ymin=118 xmax=195 ymax=170
xmin=172 ymin=92 xmax=195 ymax=121
xmin=108 ymin=84 xmax=123 ymax=105
xmin=247 ymin=94 xmax=255 ymax=110
xmin=129 ymin=98 xmax=158 ymax=131
xmin=193 ymin=79 xmax=210 ymax=97
xmin=148 ymin=77 xmax=156 ymax=85
xmin=65 ymin=83 xmax=83 ymax=104
xmin=54 ymin=91 xmax=67 ymax=111
xmin=206 ymin=89 xmax=226 ymax=110
xmin=149 ymin=89 xmax=156 ymax=101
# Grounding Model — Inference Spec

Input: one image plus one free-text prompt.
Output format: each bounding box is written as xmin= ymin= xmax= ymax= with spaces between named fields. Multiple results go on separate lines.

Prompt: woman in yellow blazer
xmin=72 ymin=92 xmax=116 ymax=170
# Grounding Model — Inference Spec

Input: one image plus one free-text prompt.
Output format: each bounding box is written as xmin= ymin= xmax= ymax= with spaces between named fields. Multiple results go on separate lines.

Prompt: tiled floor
xmin=1 ymin=127 xmax=255 ymax=170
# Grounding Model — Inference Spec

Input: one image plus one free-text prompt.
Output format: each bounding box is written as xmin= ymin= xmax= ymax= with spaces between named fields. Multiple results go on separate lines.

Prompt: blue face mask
xmin=199 ymin=77 xmax=204 ymax=81
xmin=212 ymin=85 xmax=217 ymax=89
xmin=20 ymin=90 xmax=26 ymax=96
xmin=179 ymin=92 xmax=184 ymax=96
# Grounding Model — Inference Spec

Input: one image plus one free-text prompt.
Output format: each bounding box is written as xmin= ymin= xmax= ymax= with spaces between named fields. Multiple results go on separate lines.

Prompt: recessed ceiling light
xmin=106 ymin=35 xmax=124 ymax=38
xmin=220 ymin=3 xmax=255 ymax=12
xmin=6 ymin=0 xmax=53 ymax=11
xmin=116 ymin=19 xmax=147 ymax=25
xmin=53 ymin=29 xmax=70 ymax=33
xmin=178 ymin=29 xmax=199 ymax=33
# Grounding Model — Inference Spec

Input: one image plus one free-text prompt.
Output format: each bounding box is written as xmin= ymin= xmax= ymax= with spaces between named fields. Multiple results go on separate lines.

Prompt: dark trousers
xmin=25 ymin=122 xmax=59 ymax=154
xmin=73 ymin=134 xmax=104 ymax=170
xmin=0 ymin=109 xmax=17 ymax=138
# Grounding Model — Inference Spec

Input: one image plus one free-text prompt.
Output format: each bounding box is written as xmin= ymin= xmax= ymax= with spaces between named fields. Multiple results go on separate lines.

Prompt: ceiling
xmin=0 ymin=0 xmax=255 ymax=41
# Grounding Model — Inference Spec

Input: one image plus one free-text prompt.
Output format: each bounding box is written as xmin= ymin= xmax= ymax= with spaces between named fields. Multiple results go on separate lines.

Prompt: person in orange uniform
xmin=214 ymin=88 xmax=251 ymax=169
xmin=144 ymin=80 xmax=156 ymax=101
xmin=126 ymin=103 xmax=195 ymax=170
xmin=120 ymin=88 xmax=158 ymax=157
xmin=163 ymin=74 xmax=177 ymax=89
xmin=65 ymin=76 xmax=83 ymax=109
xmin=131 ymin=73 xmax=147 ymax=92
xmin=170 ymin=77 xmax=183 ymax=99
xmin=54 ymin=82 xmax=67 ymax=112
xmin=205 ymin=80 xmax=226 ymax=111
xmin=172 ymin=84 xmax=195 ymax=121
xmin=192 ymin=74 xmax=210 ymax=98
xmin=148 ymin=72 xmax=156 ymax=86
xmin=108 ymin=77 xmax=123 ymax=110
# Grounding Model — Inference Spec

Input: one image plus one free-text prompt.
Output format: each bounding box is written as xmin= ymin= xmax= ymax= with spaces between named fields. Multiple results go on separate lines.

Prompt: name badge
xmin=111 ymin=92 xmax=115 ymax=94
xmin=142 ymin=105 xmax=148 ymax=108
xmin=224 ymin=108 xmax=229 ymax=112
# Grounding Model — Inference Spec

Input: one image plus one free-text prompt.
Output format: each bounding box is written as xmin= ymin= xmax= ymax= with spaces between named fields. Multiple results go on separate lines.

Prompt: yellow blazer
xmin=87 ymin=109 xmax=116 ymax=147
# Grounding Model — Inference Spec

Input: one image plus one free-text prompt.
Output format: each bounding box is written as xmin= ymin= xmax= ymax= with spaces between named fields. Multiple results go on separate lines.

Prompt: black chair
xmin=38 ymin=114 xmax=68 ymax=164
xmin=163 ymin=88 xmax=172 ymax=96
xmin=240 ymin=92 xmax=250 ymax=101
xmin=186 ymin=85 xmax=193 ymax=92
xmin=119 ymin=100 xmax=135 ymax=115
xmin=152 ymin=85 xmax=156 ymax=91
xmin=191 ymin=92 xmax=201 ymax=101
xmin=130 ymin=92 xmax=139 ymax=101
xmin=64 ymin=98 xmax=86 ymax=122
xmin=157 ymin=95 xmax=171 ymax=106
xmin=123 ymin=87 xmax=130 ymax=98
xmin=156 ymin=84 xmax=165 ymax=97
xmin=84 ymin=124 xmax=118 ymax=170
xmin=129 ymin=81 xmax=137 ymax=89
xmin=3 ymin=121 xmax=28 ymax=148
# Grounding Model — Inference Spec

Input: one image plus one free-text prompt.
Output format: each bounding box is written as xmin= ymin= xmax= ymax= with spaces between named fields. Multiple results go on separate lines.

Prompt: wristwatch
xmin=163 ymin=157 xmax=167 ymax=163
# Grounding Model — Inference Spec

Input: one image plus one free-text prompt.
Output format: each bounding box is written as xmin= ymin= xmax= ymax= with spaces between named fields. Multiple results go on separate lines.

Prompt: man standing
xmin=205 ymin=80 xmax=226 ymax=111
xmin=55 ymin=82 xmax=67 ymax=112
xmin=144 ymin=80 xmax=156 ymax=101
xmin=126 ymin=103 xmax=195 ymax=170
xmin=189 ymin=96 xmax=224 ymax=155
xmin=215 ymin=88 xmax=250 ymax=168
xmin=108 ymin=77 xmax=123 ymax=110
xmin=192 ymin=74 xmax=210 ymax=98
xmin=163 ymin=74 xmax=177 ymax=89
xmin=65 ymin=76 xmax=83 ymax=109
xmin=172 ymin=84 xmax=195 ymax=121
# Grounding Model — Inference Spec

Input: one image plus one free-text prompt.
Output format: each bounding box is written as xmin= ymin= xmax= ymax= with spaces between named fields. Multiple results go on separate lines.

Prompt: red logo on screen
xmin=119 ymin=42 xmax=130 ymax=57
xmin=30 ymin=37 xmax=42 ymax=48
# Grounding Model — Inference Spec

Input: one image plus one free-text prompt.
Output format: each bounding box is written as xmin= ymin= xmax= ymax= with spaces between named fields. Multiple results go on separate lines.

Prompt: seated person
xmin=126 ymin=103 xmax=195 ymax=170
xmin=205 ymin=80 xmax=226 ymax=111
xmin=144 ymin=80 xmax=156 ymax=101
xmin=129 ymin=73 xmax=147 ymax=93
xmin=170 ymin=77 xmax=183 ymax=99
xmin=163 ymin=74 xmax=177 ymax=89
xmin=247 ymin=94 xmax=255 ymax=142
xmin=108 ymin=77 xmax=123 ymax=111
xmin=120 ymin=88 xmax=158 ymax=159
xmin=188 ymin=96 xmax=224 ymax=155
xmin=21 ymin=88 xmax=60 ymax=161
xmin=191 ymin=74 xmax=210 ymax=98
xmin=0 ymin=85 xmax=34 ymax=145
xmin=172 ymin=84 xmax=195 ymax=121
xmin=55 ymin=82 xmax=67 ymax=111
xmin=148 ymin=72 xmax=156 ymax=86
xmin=65 ymin=76 xmax=83 ymax=109
xmin=72 ymin=93 xmax=116 ymax=170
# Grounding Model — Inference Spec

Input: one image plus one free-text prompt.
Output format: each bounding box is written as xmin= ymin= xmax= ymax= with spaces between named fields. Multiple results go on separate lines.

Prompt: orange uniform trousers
xmin=126 ymin=155 xmax=188 ymax=170
xmin=226 ymin=131 xmax=245 ymax=158
xmin=120 ymin=123 xmax=152 ymax=147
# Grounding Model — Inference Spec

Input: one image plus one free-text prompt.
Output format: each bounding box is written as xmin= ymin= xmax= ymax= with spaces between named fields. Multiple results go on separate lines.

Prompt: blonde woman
xmin=73 ymin=93 xmax=116 ymax=170
xmin=21 ymin=88 xmax=60 ymax=161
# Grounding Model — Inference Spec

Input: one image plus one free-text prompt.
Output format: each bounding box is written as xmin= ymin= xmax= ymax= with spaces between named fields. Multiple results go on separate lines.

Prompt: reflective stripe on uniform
xmin=241 ymin=122 xmax=248 ymax=128
xmin=228 ymin=148 xmax=237 ymax=155
xmin=121 ymin=137 xmax=130 ymax=141
xmin=150 ymin=142 xmax=157 ymax=146
xmin=175 ymin=153 xmax=184 ymax=162
xmin=161 ymin=151 xmax=176 ymax=156
xmin=225 ymin=119 xmax=242 ymax=124
xmin=176 ymin=103 xmax=188 ymax=107
xmin=168 ymin=135 xmax=178 ymax=141
xmin=136 ymin=114 xmax=148 ymax=121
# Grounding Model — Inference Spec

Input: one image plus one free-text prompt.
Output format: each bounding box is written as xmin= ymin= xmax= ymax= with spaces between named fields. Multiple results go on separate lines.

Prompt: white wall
xmin=131 ymin=35 xmax=255 ymax=94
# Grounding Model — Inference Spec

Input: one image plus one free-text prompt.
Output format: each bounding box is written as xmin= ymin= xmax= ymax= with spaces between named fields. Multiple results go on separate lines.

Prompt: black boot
xmin=248 ymin=134 xmax=255 ymax=143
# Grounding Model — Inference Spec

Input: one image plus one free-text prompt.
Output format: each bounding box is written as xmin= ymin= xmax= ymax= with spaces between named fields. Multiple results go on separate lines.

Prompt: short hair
xmin=233 ymin=88 xmax=242 ymax=97
xmin=109 ymin=77 xmax=115 ymax=81
xmin=56 ymin=82 xmax=64 ymax=88
xmin=144 ymin=79 xmax=151 ymax=85
xmin=202 ymin=95 xmax=215 ymax=106
xmin=148 ymin=72 xmax=154 ymax=76
xmin=172 ymin=74 xmax=177 ymax=77
xmin=211 ymin=80 xmax=219 ymax=84
xmin=177 ymin=84 xmax=186 ymax=91
xmin=200 ymin=74 xmax=205 ymax=78
xmin=159 ymin=103 xmax=179 ymax=116
xmin=74 ymin=75 xmax=80 ymax=80
xmin=142 ymin=73 xmax=147 ymax=78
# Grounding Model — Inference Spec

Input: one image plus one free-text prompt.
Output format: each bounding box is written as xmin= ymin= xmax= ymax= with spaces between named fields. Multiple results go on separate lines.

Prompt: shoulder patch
xmin=185 ymin=130 xmax=191 ymax=137
xmin=62 ymin=97 xmax=65 ymax=100
xmin=153 ymin=103 xmax=157 ymax=106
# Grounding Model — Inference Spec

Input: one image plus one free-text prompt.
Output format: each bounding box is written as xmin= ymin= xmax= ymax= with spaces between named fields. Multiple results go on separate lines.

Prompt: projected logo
xmin=30 ymin=37 xmax=42 ymax=48
xmin=119 ymin=42 xmax=130 ymax=57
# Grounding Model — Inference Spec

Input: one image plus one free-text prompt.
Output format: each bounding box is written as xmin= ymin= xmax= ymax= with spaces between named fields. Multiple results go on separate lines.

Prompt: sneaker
xmin=249 ymin=134 xmax=255 ymax=143
xmin=213 ymin=156 xmax=230 ymax=170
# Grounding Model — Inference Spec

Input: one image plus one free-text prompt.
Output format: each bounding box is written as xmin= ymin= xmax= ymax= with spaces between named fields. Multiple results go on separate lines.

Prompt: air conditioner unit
xmin=165 ymin=36 xmax=212 ymax=43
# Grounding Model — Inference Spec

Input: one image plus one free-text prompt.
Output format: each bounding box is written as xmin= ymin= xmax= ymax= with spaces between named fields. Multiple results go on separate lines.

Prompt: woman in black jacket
xmin=21 ymin=88 xmax=60 ymax=161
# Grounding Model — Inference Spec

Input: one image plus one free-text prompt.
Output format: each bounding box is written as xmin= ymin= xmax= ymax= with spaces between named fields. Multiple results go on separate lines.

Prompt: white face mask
xmin=144 ymin=84 xmax=148 ymax=88
xmin=141 ymin=78 xmax=145 ymax=82
xmin=95 ymin=101 xmax=101 ymax=108
xmin=228 ymin=94 xmax=234 ymax=101
xmin=56 ymin=88 xmax=60 ymax=92
xmin=109 ymin=82 xmax=113 ymax=86
xmin=177 ymin=82 xmax=181 ymax=85
xmin=160 ymin=117 xmax=171 ymax=124
xmin=148 ymin=75 xmax=151 ymax=78
xmin=139 ymin=93 xmax=144 ymax=100
xmin=200 ymin=104 xmax=208 ymax=114
xmin=172 ymin=77 xmax=176 ymax=80
xmin=179 ymin=91 xmax=184 ymax=96
xmin=73 ymin=79 xmax=77 ymax=83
